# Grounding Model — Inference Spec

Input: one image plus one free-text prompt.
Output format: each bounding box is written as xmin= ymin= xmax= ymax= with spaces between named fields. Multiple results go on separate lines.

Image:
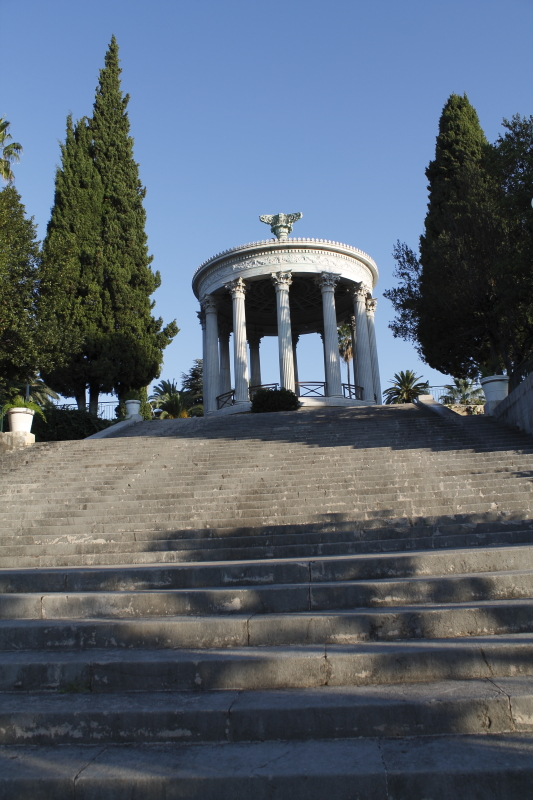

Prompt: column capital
xmin=196 ymin=309 xmax=206 ymax=329
xmin=200 ymin=294 xmax=219 ymax=313
xmin=317 ymin=272 xmax=340 ymax=291
xmin=271 ymin=270 xmax=292 ymax=290
xmin=225 ymin=277 xmax=247 ymax=298
xmin=366 ymin=297 xmax=377 ymax=314
xmin=247 ymin=330 xmax=263 ymax=347
xmin=352 ymin=281 xmax=372 ymax=300
xmin=292 ymin=332 xmax=300 ymax=345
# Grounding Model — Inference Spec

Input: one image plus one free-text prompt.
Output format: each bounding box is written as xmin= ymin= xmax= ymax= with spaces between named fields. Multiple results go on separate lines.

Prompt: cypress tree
xmin=42 ymin=37 xmax=177 ymax=414
xmin=40 ymin=115 xmax=108 ymax=409
xmin=0 ymin=186 xmax=41 ymax=383
xmin=386 ymin=94 xmax=531 ymax=382
xmin=88 ymin=36 xmax=177 ymax=411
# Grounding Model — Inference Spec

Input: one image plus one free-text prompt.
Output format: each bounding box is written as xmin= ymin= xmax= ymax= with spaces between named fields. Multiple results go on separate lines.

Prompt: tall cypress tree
xmin=387 ymin=95 xmax=512 ymax=378
xmin=0 ymin=186 xmax=41 ymax=383
xmin=42 ymin=37 xmax=177 ymax=413
xmin=40 ymin=115 xmax=108 ymax=409
xmin=88 ymin=36 xmax=177 ymax=410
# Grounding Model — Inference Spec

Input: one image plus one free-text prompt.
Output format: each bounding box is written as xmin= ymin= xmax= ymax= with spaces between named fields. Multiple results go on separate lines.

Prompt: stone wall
xmin=0 ymin=431 xmax=35 ymax=453
xmin=493 ymin=370 xmax=533 ymax=435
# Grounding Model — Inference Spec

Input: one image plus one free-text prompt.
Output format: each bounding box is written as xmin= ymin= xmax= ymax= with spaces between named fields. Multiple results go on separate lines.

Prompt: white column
xmin=350 ymin=315 xmax=357 ymax=391
xmin=271 ymin=271 xmax=295 ymax=392
xmin=319 ymin=331 xmax=328 ymax=394
xmin=248 ymin=333 xmax=262 ymax=388
xmin=292 ymin=334 xmax=300 ymax=395
xmin=225 ymin=278 xmax=249 ymax=404
xmin=352 ymin=283 xmax=374 ymax=402
xmin=218 ymin=322 xmax=232 ymax=396
xmin=366 ymin=298 xmax=382 ymax=404
xmin=201 ymin=295 xmax=220 ymax=414
xmin=318 ymin=273 xmax=342 ymax=397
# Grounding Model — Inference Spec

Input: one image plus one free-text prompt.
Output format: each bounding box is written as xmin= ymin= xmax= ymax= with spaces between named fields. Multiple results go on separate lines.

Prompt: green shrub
xmin=32 ymin=406 xmax=113 ymax=441
xmin=251 ymin=388 xmax=300 ymax=414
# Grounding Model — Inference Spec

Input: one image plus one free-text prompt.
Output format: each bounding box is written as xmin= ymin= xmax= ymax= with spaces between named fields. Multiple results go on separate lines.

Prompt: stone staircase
xmin=1 ymin=405 xmax=533 ymax=798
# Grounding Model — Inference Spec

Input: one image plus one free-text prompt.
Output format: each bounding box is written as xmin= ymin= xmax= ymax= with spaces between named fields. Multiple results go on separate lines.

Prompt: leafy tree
xmin=0 ymin=118 xmax=22 ymax=183
xmin=441 ymin=378 xmax=484 ymax=405
xmin=385 ymin=95 xmax=533 ymax=388
xmin=0 ymin=187 xmax=41 ymax=383
xmin=382 ymin=371 xmax=429 ymax=404
xmin=180 ymin=359 xmax=203 ymax=404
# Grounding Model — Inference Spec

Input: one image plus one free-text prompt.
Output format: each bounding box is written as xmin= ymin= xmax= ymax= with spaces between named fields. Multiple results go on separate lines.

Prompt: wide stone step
xmin=0 ymin=677 xmax=530 ymax=745
xmin=3 ymin=525 xmax=533 ymax=568
xmin=1 ymin=544 xmax=531 ymax=592
xmin=2 ymin=600 xmax=533 ymax=650
xmin=2 ymin=634 xmax=533 ymax=692
xmin=2 ymin=570 xmax=531 ymax=619
xmin=3 ymin=731 xmax=533 ymax=799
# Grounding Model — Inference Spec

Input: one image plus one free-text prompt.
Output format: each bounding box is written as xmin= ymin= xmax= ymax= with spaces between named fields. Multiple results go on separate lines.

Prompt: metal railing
xmin=296 ymin=382 xmax=326 ymax=397
xmin=216 ymin=390 xmax=235 ymax=410
xmin=426 ymin=386 xmax=484 ymax=405
xmin=342 ymin=383 xmax=363 ymax=400
xmin=249 ymin=383 xmax=279 ymax=399
xmin=51 ymin=401 xmax=117 ymax=420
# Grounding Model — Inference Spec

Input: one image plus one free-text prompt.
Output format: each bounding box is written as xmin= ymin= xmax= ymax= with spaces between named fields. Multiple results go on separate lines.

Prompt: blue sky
xmin=3 ymin=0 xmax=533 ymax=398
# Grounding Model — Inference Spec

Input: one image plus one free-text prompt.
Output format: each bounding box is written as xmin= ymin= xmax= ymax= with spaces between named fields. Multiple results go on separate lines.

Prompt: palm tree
xmin=0 ymin=118 xmax=22 ymax=183
xmin=149 ymin=379 xmax=180 ymax=410
xmin=338 ymin=324 xmax=353 ymax=386
xmin=383 ymin=370 xmax=429 ymax=404
xmin=441 ymin=378 xmax=484 ymax=405
xmin=158 ymin=392 xmax=189 ymax=419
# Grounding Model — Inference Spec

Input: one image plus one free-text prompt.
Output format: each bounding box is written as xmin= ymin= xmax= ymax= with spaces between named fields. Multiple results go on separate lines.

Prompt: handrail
xmin=296 ymin=382 xmax=326 ymax=397
xmin=216 ymin=390 xmax=235 ymax=409
xmin=342 ymin=384 xmax=363 ymax=400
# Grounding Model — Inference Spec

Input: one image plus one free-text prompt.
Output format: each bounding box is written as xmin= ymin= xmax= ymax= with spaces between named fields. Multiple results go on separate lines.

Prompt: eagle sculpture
xmin=259 ymin=212 xmax=303 ymax=241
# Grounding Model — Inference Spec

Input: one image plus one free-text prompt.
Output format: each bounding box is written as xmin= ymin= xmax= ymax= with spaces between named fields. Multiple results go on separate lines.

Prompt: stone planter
xmin=480 ymin=375 xmax=509 ymax=416
xmin=125 ymin=400 xmax=141 ymax=419
xmin=7 ymin=408 xmax=35 ymax=433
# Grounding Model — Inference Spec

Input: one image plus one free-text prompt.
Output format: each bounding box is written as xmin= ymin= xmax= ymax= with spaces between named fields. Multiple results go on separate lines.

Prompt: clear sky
xmin=3 ymin=0 xmax=533 ymax=399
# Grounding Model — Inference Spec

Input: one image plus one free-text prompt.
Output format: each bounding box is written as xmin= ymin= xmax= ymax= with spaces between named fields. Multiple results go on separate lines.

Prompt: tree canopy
xmin=385 ymin=94 xmax=533 ymax=388
xmin=0 ymin=187 xmax=41 ymax=383
xmin=41 ymin=36 xmax=178 ymax=412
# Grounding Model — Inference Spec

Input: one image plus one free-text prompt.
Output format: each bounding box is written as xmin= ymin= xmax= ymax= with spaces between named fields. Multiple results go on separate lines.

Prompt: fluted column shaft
xmin=353 ymin=283 xmax=374 ymax=402
xmin=201 ymin=296 xmax=220 ymax=414
xmin=226 ymin=278 xmax=249 ymax=403
xmin=292 ymin=334 xmax=300 ymax=395
xmin=318 ymin=273 xmax=342 ymax=397
xmin=350 ymin=315 xmax=357 ymax=390
xmin=218 ymin=323 xmax=232 ymax=396
xmin=272 ymin=271 xmax=295 ymax=392
xmin=248 ymin=334 xmax=262 ymax=388
xmin=366 ymin=298 xmax=382 ymax=404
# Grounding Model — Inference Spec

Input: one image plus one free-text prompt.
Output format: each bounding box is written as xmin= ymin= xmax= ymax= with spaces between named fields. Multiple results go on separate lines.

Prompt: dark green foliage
xmin=89 ymin=36 xmax=178 ymax=402
xmin=139 ymin=386 xmax=153 ymax=420
xmin=180 ymin=359 xmax=203 ymax=405
xmin=382 ymin=371 xmax=429 ymax=404
xmin=0 ymin=187 xmax=41 ymax=383
xmin=41 ymin=37 xmax=178 ymax=410
xmin=385 ymin=94 xmax=533 ymax=386
xmin=251 ymin=388 xmax=300 ymax=413
xmin=32 ymin=406 xmax=112 ymax=442
xmin=40 ymin=115 xmax=106 ymax=408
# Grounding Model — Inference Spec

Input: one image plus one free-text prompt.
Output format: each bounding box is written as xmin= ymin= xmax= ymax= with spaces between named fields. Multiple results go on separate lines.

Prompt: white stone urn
xmin=125 ymin=400 xmax=141 ymax=419
xmin=480 ymin=375 xmax=509 ymax=415
xmin=7 ymin=408 xmax=35 ymax=433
